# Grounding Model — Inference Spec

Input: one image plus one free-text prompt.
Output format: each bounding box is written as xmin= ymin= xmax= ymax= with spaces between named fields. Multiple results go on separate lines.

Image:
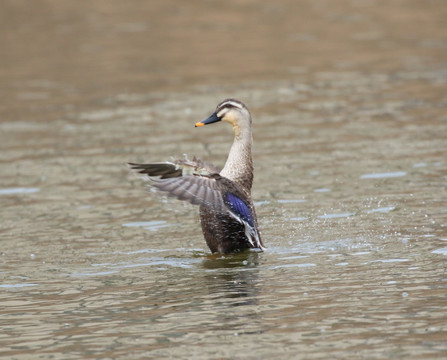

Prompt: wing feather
xmin=130 ymin=159 xmax=243 ymax=214
xmin=131 ymin=160 xmax=223 ymax=209
xmin=129 ymin=159 xmax=264 ymax=250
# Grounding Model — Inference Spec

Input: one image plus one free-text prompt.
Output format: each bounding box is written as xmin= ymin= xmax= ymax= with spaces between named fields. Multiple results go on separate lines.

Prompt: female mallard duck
xmin=129 ymin=99 xmax=264 ymax=254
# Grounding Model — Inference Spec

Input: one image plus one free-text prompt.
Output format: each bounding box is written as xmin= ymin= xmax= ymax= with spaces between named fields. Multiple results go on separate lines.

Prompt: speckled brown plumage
xmin=129 ymin=99 xmax=264 ymax=254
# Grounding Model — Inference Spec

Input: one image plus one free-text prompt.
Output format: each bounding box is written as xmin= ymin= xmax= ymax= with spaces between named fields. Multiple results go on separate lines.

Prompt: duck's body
xmin=129 ymin=99 xmax=264 ymax=254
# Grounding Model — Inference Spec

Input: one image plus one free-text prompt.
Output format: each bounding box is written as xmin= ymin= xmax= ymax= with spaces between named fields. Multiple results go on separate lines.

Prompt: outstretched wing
xmin=129 ymin=156 xmax=220 ymax=177
xmin=129 ymin=162 xmax=183 ymax=179
xmin=128 ymin=160 xmax=226 ymax=212
xmin=129 ymin=160 xmax=264 ymax=250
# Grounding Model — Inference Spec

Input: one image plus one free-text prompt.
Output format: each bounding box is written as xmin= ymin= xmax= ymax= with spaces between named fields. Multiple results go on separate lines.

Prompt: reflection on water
xmin=0 ymin=283 xmax=38 ymax=288
xmin=0 ymin=187 xmax=40 ymax=195
xmin=1 ymin=0 xmax=447 ymax=358
xmin=359 ymin=171 xmax=407 ymax=179
xmin=122 ymin=220 xmax=171 ymax=231
xmin=202 ymin=252 xmax=261 ymax=309
xmin=317 ymin=212 xmax=355 ymax=219
xmin=201 ymin=251 xmax=260 ymax=269
xmin=432 ymin=247 xmax=447 ymax=255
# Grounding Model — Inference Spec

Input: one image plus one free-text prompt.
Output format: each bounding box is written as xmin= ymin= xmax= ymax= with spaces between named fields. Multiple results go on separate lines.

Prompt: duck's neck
xmin=220 ymin=127 xmax=253 ymax=191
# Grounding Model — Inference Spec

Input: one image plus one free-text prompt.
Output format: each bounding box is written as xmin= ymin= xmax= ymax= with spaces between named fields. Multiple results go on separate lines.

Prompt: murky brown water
xmin=1 ymin=1 xmax=447 ymax=359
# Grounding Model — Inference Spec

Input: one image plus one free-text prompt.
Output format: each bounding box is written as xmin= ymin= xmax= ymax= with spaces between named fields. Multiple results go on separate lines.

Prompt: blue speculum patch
xmin=225 ymin=192 xmax=254 ymax=228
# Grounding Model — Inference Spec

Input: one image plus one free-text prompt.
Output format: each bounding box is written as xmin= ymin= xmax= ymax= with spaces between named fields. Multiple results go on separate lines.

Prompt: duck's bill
xmin=195 ymin=112 xmax=221 ymax=127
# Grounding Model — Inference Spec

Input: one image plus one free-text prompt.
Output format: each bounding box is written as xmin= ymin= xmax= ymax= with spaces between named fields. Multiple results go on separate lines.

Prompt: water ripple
xmin=432 ymin=247 xmax=447 ymax=256
xmin=360 ymin=171 xmax=407 ymax=179
xmin=0 ymin=187 xmax=40 ymax=195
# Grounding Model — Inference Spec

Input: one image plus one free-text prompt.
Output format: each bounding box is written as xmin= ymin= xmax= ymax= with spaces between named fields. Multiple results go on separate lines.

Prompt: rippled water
xmin=1 ymin=1 xmax=447 ymax=359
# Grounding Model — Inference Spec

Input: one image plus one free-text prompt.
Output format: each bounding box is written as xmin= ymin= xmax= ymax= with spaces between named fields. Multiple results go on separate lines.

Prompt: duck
xmin=129 ymin=98 xmax=264 ymax=254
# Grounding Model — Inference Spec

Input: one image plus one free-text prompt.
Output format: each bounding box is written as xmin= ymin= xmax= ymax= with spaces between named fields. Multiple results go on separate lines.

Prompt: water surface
xmin=1 ymin=1 xmax=447 ymax=359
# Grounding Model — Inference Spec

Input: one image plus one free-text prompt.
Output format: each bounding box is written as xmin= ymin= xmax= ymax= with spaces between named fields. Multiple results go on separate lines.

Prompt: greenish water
xmin=1 ymin=1 xmax=446 ymax=359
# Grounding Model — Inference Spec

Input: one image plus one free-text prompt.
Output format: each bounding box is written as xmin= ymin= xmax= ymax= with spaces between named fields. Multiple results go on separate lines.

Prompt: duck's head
xmin=195 ymin=99 xmax=251 ymax=138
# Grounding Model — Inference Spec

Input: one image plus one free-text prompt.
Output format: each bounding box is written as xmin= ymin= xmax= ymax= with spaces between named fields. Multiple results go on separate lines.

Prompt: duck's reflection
xmin=201 ymin=251 xmax=261 ymax=307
